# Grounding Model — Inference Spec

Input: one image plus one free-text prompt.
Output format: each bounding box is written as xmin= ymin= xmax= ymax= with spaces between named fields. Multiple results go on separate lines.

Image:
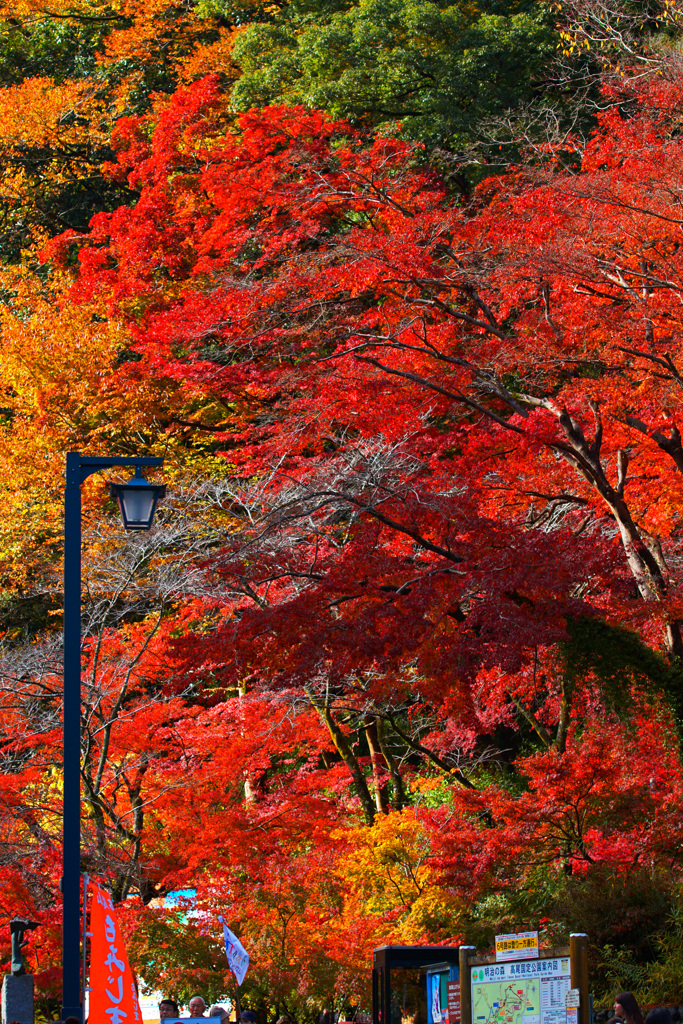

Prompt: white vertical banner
xmin=219 ymin=917 xmax=249 ymax=986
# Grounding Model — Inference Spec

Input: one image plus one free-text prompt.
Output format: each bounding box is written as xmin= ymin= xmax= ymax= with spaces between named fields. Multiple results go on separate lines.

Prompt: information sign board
xmin=471 ymin=955 xmax=571 ymax=1024
xmin=495 ymin=933 xmax=539 ymax=962
xmin=448 ymin=981 xmax=461 ymax=1024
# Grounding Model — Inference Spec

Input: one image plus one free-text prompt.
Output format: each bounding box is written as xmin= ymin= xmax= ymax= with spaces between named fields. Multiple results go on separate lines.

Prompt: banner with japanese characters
xmin=89 ymin=882 xmax=142 ymax=1024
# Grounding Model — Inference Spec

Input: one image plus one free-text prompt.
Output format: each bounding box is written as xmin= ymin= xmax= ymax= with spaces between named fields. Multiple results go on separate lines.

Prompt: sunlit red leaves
xmin=20 ymin=65 xmax=683 ymax=1008
xmin=428 ymin=713 xmax=683 ymax=900
xmin=42 ymin=72 xmax=683 ymax=735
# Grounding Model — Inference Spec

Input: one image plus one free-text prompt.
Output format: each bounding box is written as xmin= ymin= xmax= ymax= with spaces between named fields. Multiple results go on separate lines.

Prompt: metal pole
xmin=62 ymin=451 xmax=83 ymax=1022
xmin=232 ymin=973 xmax=242 ymax=1019
xmin=383 ymin=960 xmax=390 ymax=1024
xmin=82 ymin=873 xmax=90 ymax=1018
xmin=61 ymin=452 xmax=165 ymax=1022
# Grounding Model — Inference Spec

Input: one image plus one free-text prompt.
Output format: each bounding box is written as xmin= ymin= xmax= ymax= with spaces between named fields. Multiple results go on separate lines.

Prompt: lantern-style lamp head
xmin=110 ymin=467 xmax=166 ymax=531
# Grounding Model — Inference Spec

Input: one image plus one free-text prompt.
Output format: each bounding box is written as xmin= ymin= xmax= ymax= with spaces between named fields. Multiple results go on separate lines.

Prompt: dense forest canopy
xmin=2 ymin=0 xmax=683 ymax=1017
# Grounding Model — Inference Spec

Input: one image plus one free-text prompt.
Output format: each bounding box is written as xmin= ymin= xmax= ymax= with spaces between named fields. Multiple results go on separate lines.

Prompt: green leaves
xmin=230 ymin=0 xmax=557 ymax=149
xmin=0 ymin=19 xmax=101 ymax=87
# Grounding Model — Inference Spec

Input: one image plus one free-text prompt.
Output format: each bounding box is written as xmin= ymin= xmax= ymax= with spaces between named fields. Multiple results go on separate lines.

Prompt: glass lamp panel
xmin=119 ymin=486 xmax=156 ymax=528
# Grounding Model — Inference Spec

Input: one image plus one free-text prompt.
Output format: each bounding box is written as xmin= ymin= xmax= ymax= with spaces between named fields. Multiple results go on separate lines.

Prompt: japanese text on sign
xmin=447 ymin=982 xmax=461 ymax=1024
xmin=89 ymin=882 xmax=142 ymax=1024
xmin=495 ymin=932 xmax=539 ymax=962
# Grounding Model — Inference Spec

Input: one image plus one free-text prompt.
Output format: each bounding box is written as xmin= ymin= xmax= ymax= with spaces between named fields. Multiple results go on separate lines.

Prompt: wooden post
xmin=570 ymin=933 xmax=589 ymax=1024
xmin=459 ymin=946 xmax=476 ymax=1024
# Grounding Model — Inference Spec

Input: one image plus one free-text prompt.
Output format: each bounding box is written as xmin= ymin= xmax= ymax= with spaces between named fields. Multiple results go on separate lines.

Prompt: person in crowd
xmin=160 ymin=999 xmax=180 ymax=1019
xmin=613 ymin=993 xmax=644 ymax=1024
xmin=190 ymin=995 xmax=208 ymax=1017
xmin=645 ymin=1010 xmax=673 ymax=1024
xmin=208 ymin=1005 xmax=231 ymax=1021
xmin=240 ymin=1011 xmax=258 ymax=1024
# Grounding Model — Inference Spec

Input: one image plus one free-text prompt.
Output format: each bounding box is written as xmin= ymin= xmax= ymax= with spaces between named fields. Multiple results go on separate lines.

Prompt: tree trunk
xmin=307 ymin=687 xmax=376 ymax=824
xmin=376 ymin=718 xmax=406 ymax=810
xmin=365 ymin=715 xmax=390 ymax=814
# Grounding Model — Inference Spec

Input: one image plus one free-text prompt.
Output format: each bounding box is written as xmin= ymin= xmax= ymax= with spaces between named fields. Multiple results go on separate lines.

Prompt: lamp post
xmin=62 ymin=452 xmax=166 ymax=1022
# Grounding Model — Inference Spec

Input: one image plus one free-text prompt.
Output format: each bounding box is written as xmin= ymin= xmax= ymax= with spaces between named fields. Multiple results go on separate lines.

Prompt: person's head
xmin=240 ymin=1011 xmax=258 ymax=1024
xmin=614 ymin=993 xmax=644 ymax=1024
xmin=190 ymin=996 xmax=207 ymax=1017
xmin=645 ymin=1010 xmax=673 ymax=1024
xmin=209 ymin=1005 xmax=230 ymax=1021
xmin=160 ymin=999 xmax=179 ymax=1019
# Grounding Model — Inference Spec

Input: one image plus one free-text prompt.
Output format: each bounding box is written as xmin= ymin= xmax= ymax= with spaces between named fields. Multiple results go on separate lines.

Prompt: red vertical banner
xmin=89 ymin=882 xmax=141 ymax=1024
xmin=447 ymin=983 xmax=460 ymax=1024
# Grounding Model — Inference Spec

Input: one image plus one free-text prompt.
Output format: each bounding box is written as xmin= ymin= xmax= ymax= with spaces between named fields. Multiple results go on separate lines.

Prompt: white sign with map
xmin=471 ymin=956 xmax=571 ymax=1024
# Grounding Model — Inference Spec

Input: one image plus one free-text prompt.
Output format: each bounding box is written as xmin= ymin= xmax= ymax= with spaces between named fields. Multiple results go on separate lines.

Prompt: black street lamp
xmin=110 ymin=467 xmax=167 ymax=531
xmin=62 ymin=452 xmax=165 ymax=1022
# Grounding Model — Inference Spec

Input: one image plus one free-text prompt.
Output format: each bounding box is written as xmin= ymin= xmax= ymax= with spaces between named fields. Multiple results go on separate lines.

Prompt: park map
xmin=471 ymin=958 xmax=570 ymax=1024
xmin=472 ymin=975 xmax=540 ymax=1024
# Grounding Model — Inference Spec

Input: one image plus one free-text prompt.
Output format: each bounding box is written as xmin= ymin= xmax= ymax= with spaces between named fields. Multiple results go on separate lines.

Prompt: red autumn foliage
xmin=23 ymin=69 xmax=683 ymax=1011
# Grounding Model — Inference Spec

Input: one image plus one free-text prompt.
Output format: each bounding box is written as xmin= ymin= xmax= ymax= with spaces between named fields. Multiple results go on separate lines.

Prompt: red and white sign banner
xmin=89 ymin=882 xmax=142 ymax=1024
xmin=447 ymin=982 xmax=461 ymax=1024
